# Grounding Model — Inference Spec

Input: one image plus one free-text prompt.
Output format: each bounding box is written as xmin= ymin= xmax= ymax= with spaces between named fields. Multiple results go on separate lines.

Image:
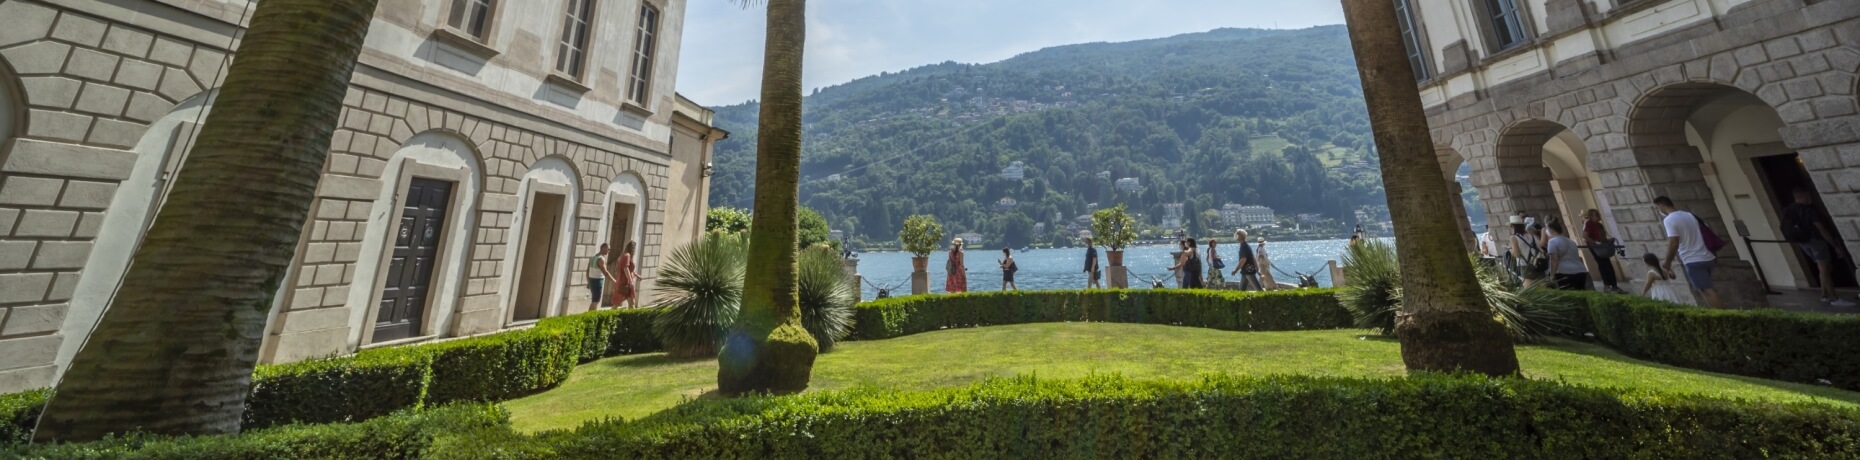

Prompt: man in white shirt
xmin=1656 ymin=196 xmax=1724 ymax=308
xmin=1477 ymin=226 xmax=1498 ymax=258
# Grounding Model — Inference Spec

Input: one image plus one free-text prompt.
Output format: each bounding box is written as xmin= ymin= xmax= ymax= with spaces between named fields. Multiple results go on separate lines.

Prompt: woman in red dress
xmin=945 ymin=238 xmax=968 ymax=293
xmin=612 ymin=242 xmax=641 ymax=308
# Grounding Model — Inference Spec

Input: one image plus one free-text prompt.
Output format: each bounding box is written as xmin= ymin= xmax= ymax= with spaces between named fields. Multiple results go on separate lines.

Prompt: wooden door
xmin=375 ymin=178 xmax=452 ymax=342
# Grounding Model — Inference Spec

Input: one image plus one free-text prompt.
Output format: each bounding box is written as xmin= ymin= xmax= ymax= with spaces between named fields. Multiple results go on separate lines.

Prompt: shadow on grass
xmin=1533 ymin=338 xmax=1860 ymax=405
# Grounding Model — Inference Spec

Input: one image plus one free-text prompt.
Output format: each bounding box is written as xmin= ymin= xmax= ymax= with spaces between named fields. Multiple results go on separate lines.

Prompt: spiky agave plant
xmin=652 ymin=232 xmax=747 ymax=358
xmin=1336 ymin=239 xmax=1402 ymax=335
xmin=797 ymin=245 xmax=857 ymax=352
xmin=1471 ymin=255 xmax=1570 ymax=344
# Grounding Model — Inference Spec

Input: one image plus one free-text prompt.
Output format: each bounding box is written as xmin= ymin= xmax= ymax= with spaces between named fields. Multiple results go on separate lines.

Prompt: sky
xmin=674 ymin=0 xmax=1346 ymax=106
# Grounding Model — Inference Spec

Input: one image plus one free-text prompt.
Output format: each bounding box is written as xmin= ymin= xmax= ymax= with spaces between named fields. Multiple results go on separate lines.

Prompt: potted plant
xmin=1092 ymin=204 xmax=1138 ymax=265
xmin=899 ymin=214 xmax=945 ymax=270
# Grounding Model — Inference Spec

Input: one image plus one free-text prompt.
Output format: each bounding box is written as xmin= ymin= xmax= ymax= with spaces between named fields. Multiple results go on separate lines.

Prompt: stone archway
xmin=1487 ymin=119 xmax=1577 ymax=237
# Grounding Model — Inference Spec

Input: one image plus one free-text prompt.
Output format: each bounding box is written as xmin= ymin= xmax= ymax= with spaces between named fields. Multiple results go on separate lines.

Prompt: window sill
xmin=430 ymin=27 xmax=499 ymax=59
xmin=1477 ymin=40 xmax=1540 ymax=66
xmin=544 ymin=72 xmax=593 ymax=94
xmin=362 ymin=334 xmax=439 ymax=350
xmin=620 ymin=101 xmax=653 ymax=117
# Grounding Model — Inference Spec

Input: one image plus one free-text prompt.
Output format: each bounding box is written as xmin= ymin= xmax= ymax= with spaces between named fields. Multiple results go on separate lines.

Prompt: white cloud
xmin=674 ymin=0 xmax=1345 ymax=106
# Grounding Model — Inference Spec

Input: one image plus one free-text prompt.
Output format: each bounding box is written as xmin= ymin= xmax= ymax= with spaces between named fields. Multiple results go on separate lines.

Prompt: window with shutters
xmin=1394 ymin=0 xmax=1430 ymax=82
xmin=1482 ymin=0 xmax=1529 ymax=51
xmin=554 ymin=0 xmax=596 ymax=78
xmin=627 ymin=4 xmax=661 ymax=105
xmin=446 ymin=0 xmax=497 ymax=41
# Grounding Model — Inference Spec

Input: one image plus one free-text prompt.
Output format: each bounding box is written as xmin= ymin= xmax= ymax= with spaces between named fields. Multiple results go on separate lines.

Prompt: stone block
xmin=25 ymin=109 xmax=92 ymax=142
xmin=31 ymin=241 xmax=91 ymax=270
xmin=87 ymin=118 xmax=146 ymax=149
xmin=0 ymin=209 xmax=15 ymax=236
xmin=0 ymin=241 xmax=32 ymax=270
xmin=186 ymin=49 xmax=228 ymax=87
xmin=0 ymin=1 xmax=55 ymax=47
xmin=0 ymin=40 xmax=69 ymax=74
xmin=314 ymin=199 xmax=349 ymax=220
xmin=113 ymin=59 xmax=163 ymax=91
xmin=49 ymin=272 xmax=80 ymax=302
xmin=1814 ymin=98 xmax=1858 ymax=118
xmin=315 ymin=174 xmax=382 ymax=201
xmin=345 ymin=201 xmax=373 ymax=220
xmin=74 ymin=82 xmax=131 ymax=117
xmin=296 ymin=265 xmax=319 ymax=287
xmin=72 ymin=212 xmax=103 ymax=238
xmin=20 ymin=76 xmax=81 ymax=109
xmin=157 ymin=67 xmax=202 ymax=102
xmin=320 ymin=285 xmax=349 ymax=307
xmin=0 ymin=273 xmax=53 ymax=304
xmin=1 ymin=304 xmax=66 ymax=336
xmin=13 ymin=209 xmax=78 ymax=237
xmin=290 ymin=287 xmax=325 ymax=310
xmin=123 ymin=91 xmax=170 ymax=123
xmin=64 ymin=48 xmax=120 ymax=82
xmin=0 ymin=364 xmax=56 ymax=394
xmin=268 ymin=327 xmax=349 ymax=364
xmin=334 ymin=242 xmax=361 ymax=263
xmin=277 ymin=306 xmax=351 ymax=334
xmin=313 ymin=263 xmax=344 ymax=285
xmin=101 ymin=26 xmax=153 ymax=57
xmin=304 ymin=242 xmax=336 ymax=264
xmin=0 ymin=176 xmax=63 ymax=206
xmin=148 ymin=37 xmax=192 ymax=67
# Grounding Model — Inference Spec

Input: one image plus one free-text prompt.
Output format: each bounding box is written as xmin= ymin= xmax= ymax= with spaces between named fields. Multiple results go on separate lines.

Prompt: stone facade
xmin=1404 ymin=0 xmax=1860 ymax=298
xmin=0 ymin=0 xmax=719 ymax=392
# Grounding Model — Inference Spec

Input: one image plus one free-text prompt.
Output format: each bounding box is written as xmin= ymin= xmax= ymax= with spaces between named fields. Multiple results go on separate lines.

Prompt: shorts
xmin=1798 ymin=239 xmax=1834 ymax=262
xmin=1683 ymin=261 xmax=1716 ymax=292
xmin=587 ymin=277 xmax=604 ymax=298
xmin=1553 ymin=272 xmax=1590 ymax=291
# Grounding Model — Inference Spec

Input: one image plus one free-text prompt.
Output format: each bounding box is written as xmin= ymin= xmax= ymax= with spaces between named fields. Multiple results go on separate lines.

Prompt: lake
xmin=849 ymin=238 xmax=1358 ymax=298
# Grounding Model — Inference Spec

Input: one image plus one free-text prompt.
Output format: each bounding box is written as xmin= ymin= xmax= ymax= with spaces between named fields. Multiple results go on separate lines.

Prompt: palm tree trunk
xmin=33 ymin=0 xmax=380 ymax=441
xmin=1340 ymin=0 xmax=1519 ymax=376
xmin=717 ymin=0 xmax=818 ymax=395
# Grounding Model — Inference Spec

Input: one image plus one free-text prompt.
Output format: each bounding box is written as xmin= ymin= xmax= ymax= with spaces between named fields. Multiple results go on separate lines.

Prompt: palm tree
xmin=716 ymin=0 xmax=819 ymax=395
xmin=33 ymin=0 xmax=381 ymax=441
xmin=1339 ymin=0 xmax=1519 ymax=376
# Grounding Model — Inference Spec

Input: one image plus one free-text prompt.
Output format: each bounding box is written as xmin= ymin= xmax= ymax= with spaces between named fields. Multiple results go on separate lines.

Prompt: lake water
xmin=850 ymin=238 xmax=1357 ymax=298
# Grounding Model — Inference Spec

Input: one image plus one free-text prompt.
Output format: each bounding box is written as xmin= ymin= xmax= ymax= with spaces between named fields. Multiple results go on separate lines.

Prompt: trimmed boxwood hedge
xmin=9 ymin=404 xmax=506 ymax=459
xmin=1547 ymin=291 xmax=1860 ymax=392
xmin=448 ymin=374 xmax=1860 ymax=459
xmin=851 ymin=289 xmax=1351 ymax=340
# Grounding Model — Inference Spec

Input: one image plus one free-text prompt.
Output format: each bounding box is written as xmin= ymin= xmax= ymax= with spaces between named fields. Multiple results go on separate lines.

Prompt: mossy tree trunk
xmin=717 ymin=0 xmax=819 ymax=395
xmin=33 ymin=0 xmax=380 ymax=442
xmin=1340 ymin=0 xmax=1519 ymax=376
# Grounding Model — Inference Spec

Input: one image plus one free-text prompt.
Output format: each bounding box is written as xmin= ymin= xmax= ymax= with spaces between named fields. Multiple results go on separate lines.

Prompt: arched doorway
xmin=349 ymin=131 xmax=484 ymax=345
xmin=501 ymin=156 xmax=580 ymax=323
xmin=601 ymin=172 xmax=647 ymax=307
xmin=1627 ymin=83 xmax=1828 ymax=292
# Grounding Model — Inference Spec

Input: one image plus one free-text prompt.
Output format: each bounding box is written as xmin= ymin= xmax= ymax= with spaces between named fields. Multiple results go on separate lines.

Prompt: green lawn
xmin=504 ymin=323 xmax=1860 ymax=432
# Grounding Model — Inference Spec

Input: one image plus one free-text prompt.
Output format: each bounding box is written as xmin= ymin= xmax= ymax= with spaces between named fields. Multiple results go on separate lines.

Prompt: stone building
xmin=0 ymin=0 xmax=724 ymax=392
xmin=1399 ymin=0 xmax=1860 ymax=302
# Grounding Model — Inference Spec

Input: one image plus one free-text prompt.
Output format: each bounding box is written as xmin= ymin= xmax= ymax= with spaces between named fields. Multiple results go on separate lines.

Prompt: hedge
xmin=0 ymin=389 xmax=47 ymax=447
xmin=8 ymin=404 xmax=506 ymax=460
xmin=851 ymin=289 xmax=1351 ymax=340
xmin=448 ymin=374 xmax=1860 ymax=459
xmin=1547 ymin=291 xmax=1860 ymax=392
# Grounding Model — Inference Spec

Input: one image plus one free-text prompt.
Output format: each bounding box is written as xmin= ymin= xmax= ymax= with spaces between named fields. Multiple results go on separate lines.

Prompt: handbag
xmin=1211 ymin=256 xmax=1226 ymax=270
xmin=1695 ymin=215 xmax=1727 ymax=253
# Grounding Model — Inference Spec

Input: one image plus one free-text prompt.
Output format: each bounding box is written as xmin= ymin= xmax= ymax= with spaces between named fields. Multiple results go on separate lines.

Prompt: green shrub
xmin=602 ymin=307 xmax=665 ymax=355
xmin=424 ymin=320 xmax=584 ymax=404
xmin=850 ymin=289 xmax=1351 ymax=341
xmin=651 ymin=233 xmax=746 ymax=358
xmin=897 ymin=215 xmax=945 ymax=257
xmin=798 ymin=245 xmax=857 ymax=352
xmin=1 ymin=389 xmax=48 ymax=447
xmin=462 ymin=374 xmax=1860 ymax=459
xmin=9 ymin=404 xmax=506 ymax=460
xmin=1552 ymin=291 xmax=1860 ymax=392
xmin=244 ymin=350 xmax=432 ymax=429
xmin=1337 ymin=239 xmax=1400 ymax=334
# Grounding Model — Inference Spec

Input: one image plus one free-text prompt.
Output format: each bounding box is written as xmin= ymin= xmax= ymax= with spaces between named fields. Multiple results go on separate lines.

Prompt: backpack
xmin=1781 ymin=205 xmax=1817 ymax=243
xmin=1515 ymin=234 xmax=1548 ymax=273
xmin=1694 ymin=215 xmax=1727 ymax=254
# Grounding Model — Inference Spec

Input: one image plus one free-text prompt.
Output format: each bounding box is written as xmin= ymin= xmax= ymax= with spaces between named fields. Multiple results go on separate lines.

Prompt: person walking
xmin=1511 ymin=217 xmax=1547 ymax=287
xmin=945 ymin=238 xmax=968 ymax=293
xmin=1082 ymin=236 xmax=1101 ymax=289
xmin=1545 ymin=220 xmax=1590 ymax=290
xmin=1656 ymin=196 xmax=1724 ymax=309
xmin=998 ymin=247 xmax=1019 ymax=291
xmin=1640 ymin=254 xmax=1688 ymax=304
xmin=587 ymin=243 xmax=617 ymax=311
xmin=1477 ymin=226 xmax=1498 ymax=259
xmin=1256 ymin=237 xmax=1276 ymax=290
xmin=1169 ymin=238 xmax=1205 ymax=289
xmin=1581 ymin=209 xmax=1623 ymax=293
xmin=1230 ymin=229 xmax=1262 ymax=291
xmin=1781 ymin=187 xmax=1856 ymax=307
xmin=1205 ymin=239 xmax=1226 ymax=287
xmin=612 ymin=242 xmax=640 ymax=308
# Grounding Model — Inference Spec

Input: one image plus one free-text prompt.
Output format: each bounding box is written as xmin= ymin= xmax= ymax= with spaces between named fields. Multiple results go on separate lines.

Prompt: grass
xmin=1247 ymin=135 xmax=1289 ymax=154
xmin=503 ymin=323 xmax=1860 ymax=432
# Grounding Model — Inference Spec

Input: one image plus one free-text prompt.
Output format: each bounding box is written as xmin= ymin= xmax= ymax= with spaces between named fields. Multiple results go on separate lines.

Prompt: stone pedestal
xmin=911 ymin=271 xmax=929 ymax=295
xmin=1107 ymin=266 xmax=1129 ymax=289
xmin=843 ymin=259 xmax=862 ymax=302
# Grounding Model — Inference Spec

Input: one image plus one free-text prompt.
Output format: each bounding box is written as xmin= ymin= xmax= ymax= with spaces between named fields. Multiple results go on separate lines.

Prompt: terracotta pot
xmin=1107 ymin=250 xmax=1125 ymax=267
xmin=912 ymin=256 xmax=929 ymax=271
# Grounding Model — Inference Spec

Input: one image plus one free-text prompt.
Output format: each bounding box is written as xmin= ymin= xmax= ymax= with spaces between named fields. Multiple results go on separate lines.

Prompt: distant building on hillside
xmin=1161 ymin=203 xmax=1185 ymax=229
xmin=1222 ymin=204 xmax=1276 ymax=227
xmin=996 ymin=197 xmax=1019 ymax=210
xmin=1033 ymin=223 xmax=1047 ymax=234
xmin=1001 ymin=161 xmax=1026 ymax=180
xmin=1096 ymin=171 xmax=1112 ymax=180
xmin=956 ymin=232 xmax=985 ymax=246
xmin=827 ymin=174 xmax=843 ymax=182
xmin=1114 ymin=178 xmax=1142 ymax=192
xmin=1297 ymin=213 xmax=1328 ymax=224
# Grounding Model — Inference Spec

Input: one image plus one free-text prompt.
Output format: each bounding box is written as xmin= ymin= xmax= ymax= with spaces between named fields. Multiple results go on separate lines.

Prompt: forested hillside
xmin=708 ymin=26 xmax=1388 ymax=247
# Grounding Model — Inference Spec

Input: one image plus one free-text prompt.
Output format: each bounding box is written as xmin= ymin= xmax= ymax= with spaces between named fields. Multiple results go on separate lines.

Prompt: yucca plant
xmin=797 ymin=245 xmax=857 ymax=352
xmin=652 ymin=232 xmax=748 ymax=358
xmin=1472 ymin=256 xmax=1569 ymax=344
xmin=1337 ymin=239 xmax=1402 ymax=335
